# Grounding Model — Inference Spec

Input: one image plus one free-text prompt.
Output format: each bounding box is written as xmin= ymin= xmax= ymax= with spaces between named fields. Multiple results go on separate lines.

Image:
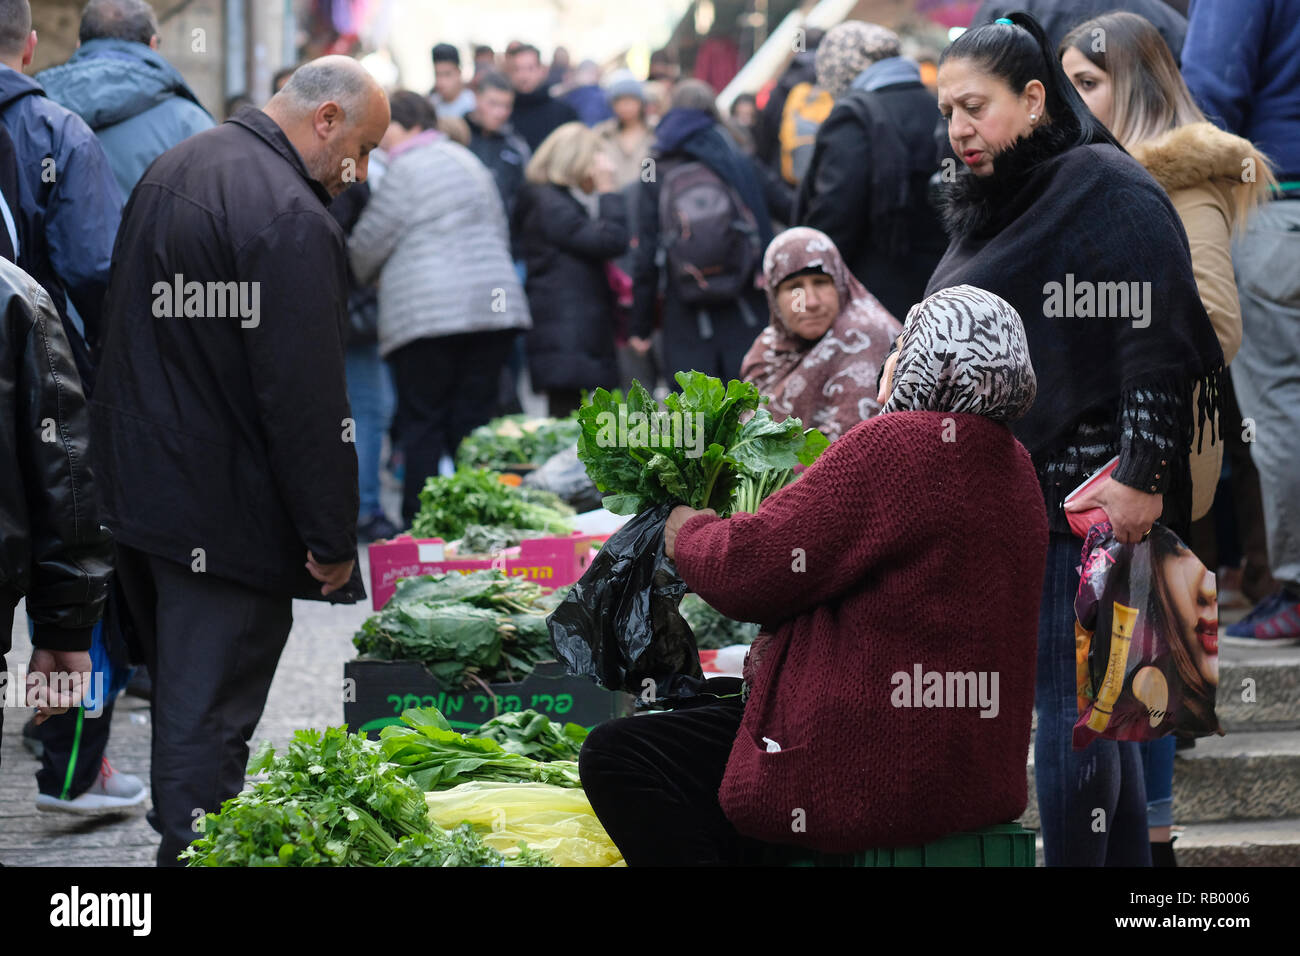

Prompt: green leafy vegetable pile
xmin=180 ymin=725 xmax=551 ymax=867
xmin=678 ymin=594 xmax=759 ymax=650
xmin=385 ymin=824 xmax=554 ymax=867
xmin=353 ymin=570 xmax=569 ymax=685
xmin=379 ymin=706 xmax=583 ymax=791
xmin=473 ymin=710 xmax=589 ymax=762
xmin=456 ymin=415 xmax=582 ymax=471
xmin=410 ymin=468 xmax=575 ymax=540
xmin=576 ymin=371 xmax=828 ymax=516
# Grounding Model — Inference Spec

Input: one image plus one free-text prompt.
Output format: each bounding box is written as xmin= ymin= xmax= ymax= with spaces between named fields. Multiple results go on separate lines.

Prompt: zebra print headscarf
xmin=881 ymin=285 xmax=1037 ymax=422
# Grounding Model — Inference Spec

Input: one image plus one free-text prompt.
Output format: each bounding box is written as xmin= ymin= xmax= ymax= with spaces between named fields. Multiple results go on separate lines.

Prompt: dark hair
xmin=474 ymin=45 xmax=494 ymax=59
xmin=476 ymin=70 xmax=513 ymax=96
xmin=79 ymin=0 xmax=158 ymax=45
xmin=272 ymin=64 xmax=298 ymax=93
xmin=940 ymin=10 xmax=1120 ymax=149
xmin=431 ymin=42 xmax=460 ymax=66
xmin=388 ymin=90 xmax=438 ymax=131
xmin=0 ymin=0 xmax=31 ymax=56
xmin=513 ymin=43 xmax=541 ymax=64
xmin=224 ymin=92 xmax=253 ymax=120
xmin=730 ymin=92 xmax=757 ymax=115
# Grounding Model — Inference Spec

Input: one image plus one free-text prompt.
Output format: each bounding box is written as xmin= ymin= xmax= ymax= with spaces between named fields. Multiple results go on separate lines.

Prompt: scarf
xmin=741 ymin=227 xmax=901 ymax=442
xmin=814 ymin=21 xmax=902 ymax=99
xmin=849 ymin=55 xmax=921 ymax=93
xmin=928 ymin=120 xmax=1224 ymax=462
xmin=881 ymin=285 xmax=1037 ymax=422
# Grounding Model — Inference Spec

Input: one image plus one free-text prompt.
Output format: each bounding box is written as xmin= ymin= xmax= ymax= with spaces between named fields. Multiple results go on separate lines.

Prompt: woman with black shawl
xmin=930 ymin=12 xmax=1223 ymax=867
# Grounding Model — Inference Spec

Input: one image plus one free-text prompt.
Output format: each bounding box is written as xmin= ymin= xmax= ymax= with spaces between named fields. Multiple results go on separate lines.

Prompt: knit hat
xmin=605 ymin=69 xmax=645 ymax=104
xmin=814 ymin=21 xmax=902 ymax=99
xmin=882 ymin=285 xmax=1037 ymax=423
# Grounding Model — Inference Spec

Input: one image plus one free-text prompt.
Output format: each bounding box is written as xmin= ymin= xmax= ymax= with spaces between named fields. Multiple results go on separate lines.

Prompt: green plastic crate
xmin=772 ymin=823 xmax=1036 ymax=867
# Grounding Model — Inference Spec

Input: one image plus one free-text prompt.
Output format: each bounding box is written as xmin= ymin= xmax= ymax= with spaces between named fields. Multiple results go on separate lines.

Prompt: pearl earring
xmin=1029 ymin=113 xmax=1038 ymax=122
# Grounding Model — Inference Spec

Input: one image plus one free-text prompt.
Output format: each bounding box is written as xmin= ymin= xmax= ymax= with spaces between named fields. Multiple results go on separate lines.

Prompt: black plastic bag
xmin=547 ymin=502 xmax=702 ymax=695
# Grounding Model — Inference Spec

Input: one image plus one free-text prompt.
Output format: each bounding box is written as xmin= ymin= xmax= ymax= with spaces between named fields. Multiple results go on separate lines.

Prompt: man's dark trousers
xmin=114 ymin=544 xmax=292 ymax=866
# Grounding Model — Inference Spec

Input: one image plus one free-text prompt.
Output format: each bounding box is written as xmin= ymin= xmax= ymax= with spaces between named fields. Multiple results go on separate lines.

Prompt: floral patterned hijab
xmin=741 ymin=227 xmax=901 ymax=442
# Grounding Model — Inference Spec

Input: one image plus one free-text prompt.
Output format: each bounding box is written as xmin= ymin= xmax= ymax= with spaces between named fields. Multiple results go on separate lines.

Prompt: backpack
xmin=657 ymin=159 xmax=761 ymax=307
xmin=779 ymin=81 xmax=834 ymax=186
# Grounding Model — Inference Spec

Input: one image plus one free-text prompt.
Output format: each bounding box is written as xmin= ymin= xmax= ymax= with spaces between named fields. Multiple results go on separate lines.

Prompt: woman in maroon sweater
xmin=579 ymin=285 xmax=1049 ymax=864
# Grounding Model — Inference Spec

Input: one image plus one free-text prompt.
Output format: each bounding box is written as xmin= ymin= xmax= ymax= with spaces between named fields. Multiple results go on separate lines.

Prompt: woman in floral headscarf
xmin=741 ymin=227 xmax=901 ymax=442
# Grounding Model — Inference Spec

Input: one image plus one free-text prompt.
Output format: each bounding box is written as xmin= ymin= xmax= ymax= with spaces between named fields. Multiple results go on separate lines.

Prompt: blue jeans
xmin=1139 ymin=736 xmax=1176 ymax=829
xmin=345 ymin=342 xmax=395 ymax=519
xmin=1035 ymin=532 xmax=1151 ymax=866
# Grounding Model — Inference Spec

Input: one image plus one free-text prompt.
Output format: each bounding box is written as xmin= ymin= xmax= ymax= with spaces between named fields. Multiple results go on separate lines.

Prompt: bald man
xmin=90 ymin=56 xmax=389 ymax=866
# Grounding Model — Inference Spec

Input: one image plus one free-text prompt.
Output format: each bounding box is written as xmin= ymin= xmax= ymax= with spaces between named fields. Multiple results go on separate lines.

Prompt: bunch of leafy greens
xmin=473 ymin=710 xmax=589 ymax=762
xmin=384 ymin=824 xmax=553 ymax=867
xmin=410 ymin=468 xmax=575 ymax=540
xmin=576 ymin=371 xmax=828 ymax=516
xmin=456 ymin=415 xmax=582 ymax=471
xmin=180 ymin=725 xmax=553 ymax=867
xmin=379 ymin=706 xmax=583 ymax=791
xmin=353 ymin=571 xmax=568 ymax=685
xmin=678 ymin=593 xmax=759 ymax=650
xmin=456 ymin=524 xmax=554 ymax=554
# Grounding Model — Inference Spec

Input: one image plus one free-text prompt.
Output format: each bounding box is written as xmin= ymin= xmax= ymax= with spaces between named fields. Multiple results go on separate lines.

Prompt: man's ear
xmin=150 ymin=35 xmax=160 ymax=51
xmin=22 ymin=30 xmax=36 ymax=69
xmin=313 ymin=100 xmax=343 ymax=139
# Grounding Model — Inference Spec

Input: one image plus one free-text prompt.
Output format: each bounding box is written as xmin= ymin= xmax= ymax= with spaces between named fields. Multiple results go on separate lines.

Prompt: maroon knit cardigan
xmin=675 ymin=411 xmax=1049 ymax=852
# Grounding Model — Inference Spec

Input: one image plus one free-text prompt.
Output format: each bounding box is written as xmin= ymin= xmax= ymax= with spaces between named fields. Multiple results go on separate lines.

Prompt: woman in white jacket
xmin=350 ymin=91 xmax=531 ymax=525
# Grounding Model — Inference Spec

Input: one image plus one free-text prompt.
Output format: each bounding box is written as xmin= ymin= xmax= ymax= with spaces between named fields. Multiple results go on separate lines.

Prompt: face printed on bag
xmin=938 ymin=58 xmax=1044 ymax=177
xmin=776 ymin=272 xmax=839 ymax=342
xmin=1159 ymin=546 xmax=1218 ymax=686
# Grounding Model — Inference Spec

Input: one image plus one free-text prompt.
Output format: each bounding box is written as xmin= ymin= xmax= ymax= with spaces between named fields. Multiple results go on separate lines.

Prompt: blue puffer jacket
xmin=1182 ymin=0 xmax=1300 ymax=181
xmin=36 ymin=38 xmax=213 ymax=199
xmin=0 ymin=65 xmax=120 ymax=384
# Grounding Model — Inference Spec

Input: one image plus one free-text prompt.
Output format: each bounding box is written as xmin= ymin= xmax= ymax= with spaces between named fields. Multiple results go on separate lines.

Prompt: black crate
xmin=344 ymin=659 xmax=633 ymax=738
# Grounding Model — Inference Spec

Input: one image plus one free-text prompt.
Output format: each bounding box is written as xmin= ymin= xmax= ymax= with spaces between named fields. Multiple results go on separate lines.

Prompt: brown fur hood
xmin=1130 ymin=122 xmax=1274 ymax=222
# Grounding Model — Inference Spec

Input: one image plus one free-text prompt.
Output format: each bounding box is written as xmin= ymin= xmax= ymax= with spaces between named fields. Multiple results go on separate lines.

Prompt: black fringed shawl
xmin=927 ymin=122 xmax=1224 ymax=530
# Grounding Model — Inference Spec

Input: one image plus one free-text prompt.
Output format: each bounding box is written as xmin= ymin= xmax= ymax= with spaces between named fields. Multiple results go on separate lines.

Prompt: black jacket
xmin=91 ymin=108 xmax=364 ymax=603
xmin=513 ymin=182 xmax=628 ymax=392
xmin=1 ymin=257 xmax=113 ymax=655
xmin=795 ymin=81 xmax=949 ymax=319
xmin=509 ymin=87 xmax=579 ymax=153
xmin=465 ymin=115 xmax=530 ymax=224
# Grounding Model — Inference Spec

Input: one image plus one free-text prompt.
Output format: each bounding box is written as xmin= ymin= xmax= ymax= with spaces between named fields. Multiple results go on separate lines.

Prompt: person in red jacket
xmin=579 ymin=284 xmax=1048 ymax=865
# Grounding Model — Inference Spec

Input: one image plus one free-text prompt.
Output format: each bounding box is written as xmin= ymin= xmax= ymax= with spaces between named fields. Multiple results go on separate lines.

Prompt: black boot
xmin=1151 ymin=838 xmax=1178 ymax=867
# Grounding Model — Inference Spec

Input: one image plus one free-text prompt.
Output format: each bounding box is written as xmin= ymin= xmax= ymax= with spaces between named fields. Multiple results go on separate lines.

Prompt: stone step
xmin=1021 ymin=729 xmax=1300 ymax=829
xmin=1031 ymin=817 xmax=1300 ymax=866
xmin=1216 ymin=643 xmax=1300 ymax=731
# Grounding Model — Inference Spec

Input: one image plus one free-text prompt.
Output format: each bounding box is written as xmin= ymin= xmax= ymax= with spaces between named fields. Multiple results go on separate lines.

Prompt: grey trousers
xmin=114 ymin=545 xmax=292 ymax=867
xmin=1232 ymin=198 xmax=1300 ymax=589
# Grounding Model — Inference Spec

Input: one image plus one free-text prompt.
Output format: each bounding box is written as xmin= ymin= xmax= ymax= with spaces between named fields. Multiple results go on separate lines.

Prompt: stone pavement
xmin=0 ymin=555 xmax=376 ymax=867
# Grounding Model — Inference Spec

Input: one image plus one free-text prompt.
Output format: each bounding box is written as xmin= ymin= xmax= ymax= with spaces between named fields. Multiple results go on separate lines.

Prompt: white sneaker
xmin=36 ymin=758 xmax=148 ymax=815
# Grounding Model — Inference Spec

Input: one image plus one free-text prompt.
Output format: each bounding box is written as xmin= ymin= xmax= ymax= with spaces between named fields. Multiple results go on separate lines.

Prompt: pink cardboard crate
xmin=368 ymin=532 xmax=599 ymax=610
